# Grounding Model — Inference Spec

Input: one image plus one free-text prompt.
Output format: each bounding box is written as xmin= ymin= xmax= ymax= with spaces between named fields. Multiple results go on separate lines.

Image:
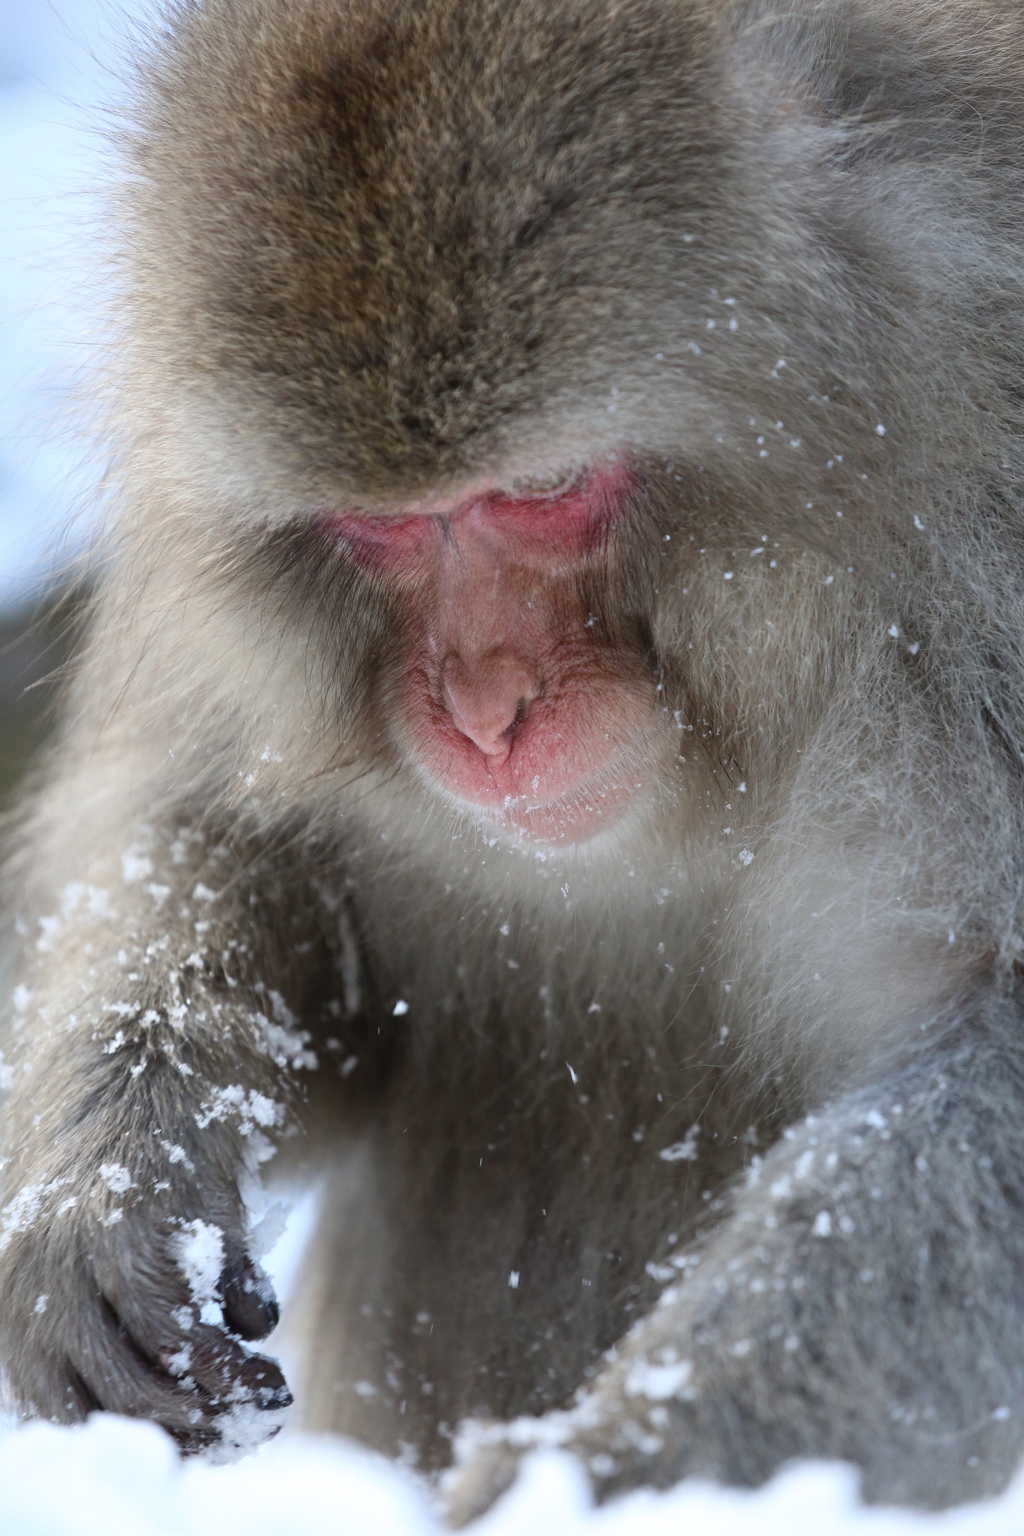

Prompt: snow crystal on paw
xmin=121 ymin=851 xmax=153 ymax=884
xmin=174 ymin=1218 xmax=225 ymax=1323
xmin=98 ymin=1163 xmax=134 ymax=1195
xmin=624 ymin=1358 xmax=694 ymax=1401
xmin=659 ymin=1126 xmax=700 ymax=1162
xmin=200 ymin=1397 xmax=291 ymax=1466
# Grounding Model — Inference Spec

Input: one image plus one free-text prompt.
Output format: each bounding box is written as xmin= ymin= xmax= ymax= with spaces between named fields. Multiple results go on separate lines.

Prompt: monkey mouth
xmin=405 ymin=689 xmax=654 ymax=845
xmin=422 ymin=752 xmax=644 ymax=845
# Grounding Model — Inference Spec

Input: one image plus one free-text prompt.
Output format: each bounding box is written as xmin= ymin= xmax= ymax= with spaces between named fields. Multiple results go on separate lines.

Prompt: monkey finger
xmin=95 ymin=1239 xmax=291 ymax=1424
xmin=160 ymin=1322 xmax=292 ymax=1413
xmin=219 ymin=1254 xmax=280 ymax=1340
xmin=69 ymin=1282 xmax=288 ymax=1442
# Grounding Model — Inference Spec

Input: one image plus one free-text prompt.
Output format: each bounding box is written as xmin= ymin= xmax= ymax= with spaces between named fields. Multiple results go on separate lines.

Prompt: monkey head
xmin=116 ymin=0 xmax=878 ymax=858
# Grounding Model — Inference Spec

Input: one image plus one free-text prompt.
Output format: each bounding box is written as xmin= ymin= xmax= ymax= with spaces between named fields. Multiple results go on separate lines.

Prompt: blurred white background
xmin=0 ymin=0 xmax=152 ymax=613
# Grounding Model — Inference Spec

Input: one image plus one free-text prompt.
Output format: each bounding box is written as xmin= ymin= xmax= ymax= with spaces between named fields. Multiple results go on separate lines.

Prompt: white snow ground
xmin=0 ymin=0 xmax=150 ymax=609
xmin=5 ymin=1415 xmax=1024 ymax=1536
xmin=3 ymin=6 xmax=1024 ymax=1535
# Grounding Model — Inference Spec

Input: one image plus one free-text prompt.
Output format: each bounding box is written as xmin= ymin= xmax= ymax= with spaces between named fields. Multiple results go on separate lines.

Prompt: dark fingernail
xmin=236 ymin=1349 xmax=292 ymax=1410
xmin=258 ymin=1380 xmax=294 ymax=1410
xmin=220 ymin=1256 xmax=280 ymax=1340
xmin=170 ymin=1424 xmax=221 ymax=1457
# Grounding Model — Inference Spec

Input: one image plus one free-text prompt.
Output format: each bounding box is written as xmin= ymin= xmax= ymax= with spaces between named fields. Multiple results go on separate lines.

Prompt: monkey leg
xmin=0 ymin=816 xmax=339 ymax=1451
xmin=292 ymin=1059 xmax=752 ymax=1469
xmin=447 ymin=993 xmax=1024 ymax=1520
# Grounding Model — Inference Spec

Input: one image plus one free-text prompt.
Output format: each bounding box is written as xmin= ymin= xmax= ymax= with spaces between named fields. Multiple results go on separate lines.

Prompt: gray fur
xmin=2 ymin=0 xmax=1024 ymax=1515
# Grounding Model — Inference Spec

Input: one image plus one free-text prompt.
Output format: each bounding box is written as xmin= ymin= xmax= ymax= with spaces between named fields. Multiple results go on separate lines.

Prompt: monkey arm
xmin=0 ymin=805 xmax=343 ymax=1448
xmin=447 ymin=998 xmax=1024 ymax=1520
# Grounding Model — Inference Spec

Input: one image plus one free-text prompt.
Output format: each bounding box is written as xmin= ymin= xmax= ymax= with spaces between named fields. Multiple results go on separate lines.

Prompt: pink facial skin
xmin=327 ymin=465 xmax=658 ymax=845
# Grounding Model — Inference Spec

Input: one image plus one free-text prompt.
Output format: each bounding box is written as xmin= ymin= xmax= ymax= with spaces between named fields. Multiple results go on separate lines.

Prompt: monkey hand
xmin=0 ymin=1150 xmax=291 ymax=1455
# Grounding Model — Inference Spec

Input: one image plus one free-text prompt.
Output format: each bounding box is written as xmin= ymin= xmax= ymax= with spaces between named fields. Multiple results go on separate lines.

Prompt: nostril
xmin=487 ymin=700 xmax=531 ymax=762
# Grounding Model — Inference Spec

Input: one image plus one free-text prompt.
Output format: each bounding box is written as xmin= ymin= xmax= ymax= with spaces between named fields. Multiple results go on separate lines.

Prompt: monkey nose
xmin=442 ymin=651 xmax=537 ymax=763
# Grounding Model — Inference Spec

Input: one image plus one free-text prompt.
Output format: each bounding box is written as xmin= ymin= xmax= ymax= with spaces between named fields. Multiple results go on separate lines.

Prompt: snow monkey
xmin=6 ymin=0 xmax=1024 ymax=1517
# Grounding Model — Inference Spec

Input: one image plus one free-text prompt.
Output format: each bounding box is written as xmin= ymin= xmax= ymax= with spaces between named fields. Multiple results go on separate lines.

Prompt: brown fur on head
xmin=124 ymin=0 xmax=725 ymax=496
xmin=121 ymin=0 xmax=1024 ymax=515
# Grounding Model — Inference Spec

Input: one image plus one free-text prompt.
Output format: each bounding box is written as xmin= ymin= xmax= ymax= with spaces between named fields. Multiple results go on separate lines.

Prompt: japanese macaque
xmin=4 ymin=0 xmax=1024 ymax=1518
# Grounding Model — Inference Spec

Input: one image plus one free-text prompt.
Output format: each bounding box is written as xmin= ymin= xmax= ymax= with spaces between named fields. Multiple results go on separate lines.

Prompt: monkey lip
xmin=430 ymin=749 xmax=640 ymax=845
xmin=408 ymin=693 xmax=649 ymax=844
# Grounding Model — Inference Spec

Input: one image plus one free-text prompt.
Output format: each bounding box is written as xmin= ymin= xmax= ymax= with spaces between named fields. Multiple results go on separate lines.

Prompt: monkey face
xmin=325 ymin=464 xmax=671 ymax=846
xmin=117 ymin=0 xmax=856 ymax=870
